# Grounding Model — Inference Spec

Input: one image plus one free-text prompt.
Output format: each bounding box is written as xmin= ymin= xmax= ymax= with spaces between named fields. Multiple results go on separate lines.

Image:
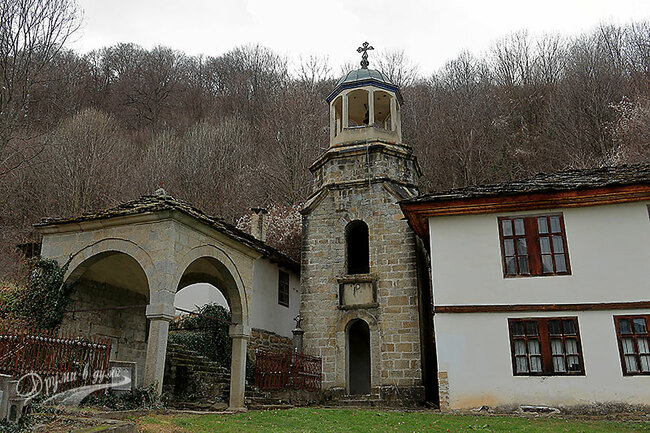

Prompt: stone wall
xmin=311 ymin=142 xmax=420 ymax=191
xmin=59 ymin=280 xmax=148 ymax=387
xmin=248 ymin=328 xmax=293 ymax=362
xmin=301 ymin=143 xmax=425 ymax=404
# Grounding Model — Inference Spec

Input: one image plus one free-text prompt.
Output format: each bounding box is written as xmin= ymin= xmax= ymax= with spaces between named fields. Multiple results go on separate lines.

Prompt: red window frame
xmin=614 ymin=315 xmax=650 ymax=376
xmin=498 ymin=214 xmax=571 ymax=277
xmin=508 ymin=317 xmax=585 ymax=376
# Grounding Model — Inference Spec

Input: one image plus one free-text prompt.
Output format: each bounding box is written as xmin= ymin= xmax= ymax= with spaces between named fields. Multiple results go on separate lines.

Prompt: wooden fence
xmin=255 ymin=350 xmax=322 ymax=392
xmin=0 ymin=326 xmax=112 ymax=394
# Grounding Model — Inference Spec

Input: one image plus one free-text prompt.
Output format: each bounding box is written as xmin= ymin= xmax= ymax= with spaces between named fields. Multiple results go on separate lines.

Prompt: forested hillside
xmin=1 ymin=5 xmax=649 ymax=276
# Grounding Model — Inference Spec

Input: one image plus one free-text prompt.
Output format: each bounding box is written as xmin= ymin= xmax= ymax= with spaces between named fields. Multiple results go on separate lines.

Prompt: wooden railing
xmin=0 ymin=326 xmax=112 ymax=393
xmin=255 ymin=350 xmax=322 ymax=392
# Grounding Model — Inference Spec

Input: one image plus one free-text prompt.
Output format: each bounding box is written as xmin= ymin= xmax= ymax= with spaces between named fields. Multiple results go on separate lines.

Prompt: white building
xmin=401 ymin=164 xmax=650 ymax=409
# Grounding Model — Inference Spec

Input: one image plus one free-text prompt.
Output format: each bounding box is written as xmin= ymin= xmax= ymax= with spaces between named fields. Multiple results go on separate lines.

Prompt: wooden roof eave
xmin=401 ymin=183 xmax=650 ymax=240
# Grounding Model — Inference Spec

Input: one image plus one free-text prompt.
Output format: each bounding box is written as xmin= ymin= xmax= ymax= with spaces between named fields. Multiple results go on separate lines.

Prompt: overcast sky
xmin=72 ymin=0 xmax=650 ymax=76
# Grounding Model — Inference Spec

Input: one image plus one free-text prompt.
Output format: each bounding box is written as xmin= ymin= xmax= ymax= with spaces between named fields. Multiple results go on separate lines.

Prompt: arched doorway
xmin=347 ymin=319 xmax=371 ymax=395
xmin=174 ymin=253 xmax=248 ymax=409
xmin=63 ymin=251 xmax=150 ymax=387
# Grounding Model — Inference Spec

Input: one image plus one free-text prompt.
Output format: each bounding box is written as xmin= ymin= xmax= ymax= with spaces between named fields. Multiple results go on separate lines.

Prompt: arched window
xmin=346 ymin=220 xmax=369 ymax=274
xmin=347 ymin=89 xmax=369 ymax=127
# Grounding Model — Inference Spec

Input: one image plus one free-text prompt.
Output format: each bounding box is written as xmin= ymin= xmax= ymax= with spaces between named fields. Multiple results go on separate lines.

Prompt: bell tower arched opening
xmin=346 ymin=220 xmax=369 ymax=275
xmin=346 ymin=319 xmax=371 ymax=395
xmin=347 ymin=89 xmax=370 ymax=127
xmin=373 ymin=90 xmax=392 ymax=130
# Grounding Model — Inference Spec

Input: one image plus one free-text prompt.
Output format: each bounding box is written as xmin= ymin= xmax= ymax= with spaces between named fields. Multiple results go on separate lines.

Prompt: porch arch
xmin=174 ymin=244 xmax=249 ymax=328
xmin=64 ymin=238 xmax=155 ymax=290
xmin=61 ymin=242 xmax=153 ymax=387
xmin=173 ymin=244 xmax=251 ymax=410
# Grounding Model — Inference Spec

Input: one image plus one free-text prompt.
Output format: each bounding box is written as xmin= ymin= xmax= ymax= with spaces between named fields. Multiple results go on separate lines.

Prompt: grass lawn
xmin=135 ymin=407 xmax=650 ymax=432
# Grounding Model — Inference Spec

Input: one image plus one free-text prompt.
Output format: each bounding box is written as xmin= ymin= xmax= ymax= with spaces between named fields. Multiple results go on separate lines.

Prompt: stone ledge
xmin=337 ymin=303 xmax=379 ymax=310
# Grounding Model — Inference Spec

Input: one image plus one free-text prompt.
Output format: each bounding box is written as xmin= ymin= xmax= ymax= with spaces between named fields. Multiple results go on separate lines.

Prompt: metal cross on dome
xmin=357 ymin=41 xmax=374 ymax=69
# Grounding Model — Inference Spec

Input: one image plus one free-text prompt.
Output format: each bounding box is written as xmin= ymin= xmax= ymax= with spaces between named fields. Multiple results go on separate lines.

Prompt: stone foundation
xmin=437 ymin=371 xmax=449 ymax=410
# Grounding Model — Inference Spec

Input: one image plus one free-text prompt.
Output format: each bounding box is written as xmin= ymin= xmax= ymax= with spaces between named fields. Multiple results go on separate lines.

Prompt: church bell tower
xmin=300 ymin=43 xmax=432 ymax=404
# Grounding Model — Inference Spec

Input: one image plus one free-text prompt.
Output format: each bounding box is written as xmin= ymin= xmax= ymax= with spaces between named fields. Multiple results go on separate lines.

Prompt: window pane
xmin=537 ymin=217 xmax=549 ymax=234
xmin=548 ymin=320 xmax=562 ymax=335
xmin=514 ymin=218 xmax=525 ymax=236
xmin=633 ymin=318 xmax=647 ymax=334
xmin=514 ymin=339 xmax=527 ymax=355
xmin=640 ymin=355 xmax=650 ymax=372
xmin=550 ymin=216 xmax=562 ymax=233
xmin=550 ymin=339 xmax=564 ymax=354
xmin=555 ymin=254 xmax=567 ymax=272
xmin=565 ymin=338 xmax=578 ymax=354
xmin=563 ymin=320 xmax=576 ymax=335
xmin=525 ymin=321 xmax=539 ymax=336
xmin=619 ymin=319 xmax=632 ymax=334
xmin=567 ymin=355 xmax=581 ymax=372
xmin=541 ymin=255 xmax=554 ymax=273
xmin=502 ymin=219 xmax=513 ymax=236
xmin=539 ymin=237 xmax=551 ymax=254
xmin=625 ymin=355 xmax=639 ymax=372
xmin=516 ymin=356 xmax=528 ymax=373
xmin=528 ymin=340 xmax=540 ymax=355
xmin=512 ymin=321 xmax=525 ymax=336
xmin=503 ymin=239 xmax=515 ymax=256
xmin=516 ymin=238 xmax=527 ymax=255
xmin=553 ymin=356 xmax=566 ymax=372
xmin=505 ymin=257 xmax=516 ymax=275
xmin=552 ymin=236 xmax=564 ymax=253
xmin=638 ymin=338 xmax=649 ymax=354
xmin=530 ymin=356 xmax=542 ymax=372
xmin=622 ymin=337 xmax=636 ymax=354
xmin=518 ymin=257 xmax=530 ymax=274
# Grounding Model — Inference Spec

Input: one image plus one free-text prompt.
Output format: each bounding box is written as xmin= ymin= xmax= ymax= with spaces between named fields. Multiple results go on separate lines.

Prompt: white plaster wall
xmin=429 ymin=201 xmax=650 ymax=306
xmin=250 ymin=258 xmax=300 ymax=338
xmin=436 ymin=310 xmax=650 ymax=408
xmin=174 ymin=283 xmax=229 ymax=312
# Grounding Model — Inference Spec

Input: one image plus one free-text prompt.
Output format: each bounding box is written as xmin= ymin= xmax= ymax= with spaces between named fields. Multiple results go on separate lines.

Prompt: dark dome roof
xmin=327 ymin=68 xmax=403 ymax=104
xmin=336 ymin=68 xmax=395 ymax=86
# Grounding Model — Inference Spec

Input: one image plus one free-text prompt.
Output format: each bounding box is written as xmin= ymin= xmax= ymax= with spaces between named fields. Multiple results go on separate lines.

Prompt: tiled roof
xmin=36 ymin=189 xmax=299 ymax=272
xmin=403 ymin=163 xmax=650 ymax=204
xmin=335 ymin=68 xmax=394 ymax=87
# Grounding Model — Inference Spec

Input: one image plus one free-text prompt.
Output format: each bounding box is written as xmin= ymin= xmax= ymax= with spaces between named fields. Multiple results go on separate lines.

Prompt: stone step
xmin=335 ymin=394 xmax=383 ymax=407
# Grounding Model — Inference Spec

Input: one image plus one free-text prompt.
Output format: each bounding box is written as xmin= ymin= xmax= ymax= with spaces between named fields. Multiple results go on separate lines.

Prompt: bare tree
xmin=0 ymin=0 xmax=82 ymax=175
xmin=375 ymin=49 xmax=419 ymax=87
xmin=42 ymin=108 xmax=131 ymax=216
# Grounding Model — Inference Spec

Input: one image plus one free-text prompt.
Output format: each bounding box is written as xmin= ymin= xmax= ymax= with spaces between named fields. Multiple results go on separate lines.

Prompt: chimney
xmin=250 ymin=208 xmax=268 ymax=242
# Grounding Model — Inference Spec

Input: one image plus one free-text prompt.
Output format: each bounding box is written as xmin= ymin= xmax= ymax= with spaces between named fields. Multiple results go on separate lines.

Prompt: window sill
xmin=503 ymin=273 xmax=572 ymax=279
xmin=338 ymin=302 xmax=379 ymax=310
xmin=337 ymin=273 xmax=377 ymax=284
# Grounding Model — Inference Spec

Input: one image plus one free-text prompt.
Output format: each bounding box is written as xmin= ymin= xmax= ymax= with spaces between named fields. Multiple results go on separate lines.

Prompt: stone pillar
xmin=144 ymin=298 xmax=175 ymax=394
xmin=292 ymin=327 xmax=304 ymax=353
xmin=390 ymin=97 xmax=397 ymax=132
xmin=229 ymin=324 xmax=250 ymax=411
xmin=342 ymin=93 xmax=349 ymax=129
xmin=368 ymin=89 xmax=375 ymax=126
xmin=396 ymin=101 xmax=402 ymax=139
xmin=330 ymin=102 xmax=336 ymax=140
